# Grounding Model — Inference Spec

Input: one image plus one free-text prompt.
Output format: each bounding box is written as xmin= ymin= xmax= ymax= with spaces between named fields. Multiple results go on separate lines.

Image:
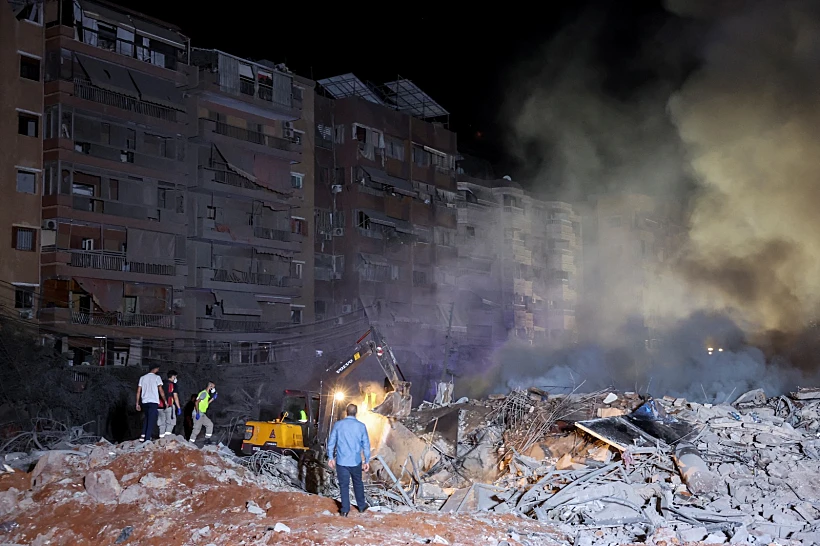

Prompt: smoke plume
xmin=487 ymin=0 xmax=820 ymax=399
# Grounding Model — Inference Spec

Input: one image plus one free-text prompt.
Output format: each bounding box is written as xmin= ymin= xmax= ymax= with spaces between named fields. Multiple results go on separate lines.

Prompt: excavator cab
xmin=241 ymin=390 xmax=320 ymax=455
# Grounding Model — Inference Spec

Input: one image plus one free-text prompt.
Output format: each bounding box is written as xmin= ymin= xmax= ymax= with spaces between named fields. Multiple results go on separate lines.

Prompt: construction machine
xmin=240 ymin=328 xmax=412 ymax=456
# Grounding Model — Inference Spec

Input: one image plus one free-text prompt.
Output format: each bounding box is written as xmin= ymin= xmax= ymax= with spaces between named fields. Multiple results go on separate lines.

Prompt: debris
xmin=603 ymin=393 xmax=618 ymax=404
xmin=431 ymin=535 xmax=449 ymax=544
xmin=246 ymin=500 xmax=266 ymax=516
xmin=272 ymin=522 xmax=290 ymax=533
xmin=84 ymin=469 xmax=121 ymax=504
xmin=114 ymin=526 xmax=133 ymax=544
xmin=672 ymin=443 xmax=720 ymax=495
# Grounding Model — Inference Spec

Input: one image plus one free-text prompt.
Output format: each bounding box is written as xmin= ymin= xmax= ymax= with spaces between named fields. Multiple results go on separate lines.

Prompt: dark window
xmin=291 ymin=218 xmax=307 ymax=235
xmin=12 ymin=227 xmax=36 ymax=251
xmin=16 ymin=170 xmax=36 ymax=194
xmin=19 ymin=56 xmax=40 ymax=81
xmin=101 ymin=122 xmax=110 ymax=144
xmin=466 ymin=226 xmax=475 ymax=236
xmin=290 ymin=308 xmax=302 ymax=324
xmin=15 ymin=288 xmax=34 ymax=309
xmin=17 ymin=113 xmax=38 ymax=137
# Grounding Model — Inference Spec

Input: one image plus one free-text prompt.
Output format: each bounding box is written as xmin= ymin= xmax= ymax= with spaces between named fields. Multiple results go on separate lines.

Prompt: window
xmin=120 ymin=151 xmax=134 ymax=163
xmin=207 ymin=206 xmax=216 ymax=219
xmin=15 ymin=288 xmax=34 ymax=309
xmin=123 ymin=296 xmax=137 ymax=313
xmin=143 ymin=133 xmax=167 ymax=157
xmin=292 ymin=262 xmax=304 ymax=279
xmin=17 ymin=113 xmax=38 ymax=137
xmin=12 ymin=227 xmax=36 ymax=251
xmin=291 ymin=218 xmax=307 ymax=235
xmin=44 ymin=105 xmax=58 ymax=138
xmin=101 ymin=123 xmax=110 ymax=145
xmin=19 ymin=55 xmax=40 ymax=81
xmin=334 ymin=125 xmax=345 ymax=144
xmin=356 ymin=211 xmax=371 ymax=229
xmin=16 ymin=170 xmax=36 ymax=194
xmin=412 ymin=146 xmax=431 ymax=167
xmin=466 ymin=226 xmax=475 ymax=237
xmin=290 ymin=308 xmax=302 ymax=324
xmin=290 ymin=173 xmax=304 ymax=189
xmin=72 ymin=183 xmax=94 ymax=197
xmin=81 ymin=238 xmax=95 ymax=251
xmin=126 ymin=128 xmax=136 ymax=150
xmin=413 ymin=271 xmax=428 ymax=287
xmin=390 ymin=265 xmax=399 ymax=281
xmin=385 ymin=137 xmax=405 ymax=161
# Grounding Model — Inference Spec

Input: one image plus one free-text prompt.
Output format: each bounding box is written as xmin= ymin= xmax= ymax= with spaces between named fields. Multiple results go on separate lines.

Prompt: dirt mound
xmin=0 ymin=437 xmax=574 ymax=545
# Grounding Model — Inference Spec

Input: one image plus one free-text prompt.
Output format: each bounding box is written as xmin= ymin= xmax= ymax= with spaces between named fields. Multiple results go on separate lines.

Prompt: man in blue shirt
xmin=327 ymin=403 xmax=371 ymax=516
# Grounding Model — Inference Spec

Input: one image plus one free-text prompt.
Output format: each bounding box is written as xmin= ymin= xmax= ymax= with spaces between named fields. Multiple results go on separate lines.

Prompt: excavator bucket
xmin=372 ymin=382 xmax=413 ymax=418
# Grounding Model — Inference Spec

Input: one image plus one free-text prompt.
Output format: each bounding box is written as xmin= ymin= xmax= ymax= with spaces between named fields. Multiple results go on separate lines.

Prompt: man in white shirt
xmin=136 ymin=365 xmax=166 ymax=442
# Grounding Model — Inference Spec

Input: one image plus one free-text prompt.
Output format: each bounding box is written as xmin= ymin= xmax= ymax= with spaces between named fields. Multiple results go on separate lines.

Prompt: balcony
xmin=210 ymin=318 xmax=287 ymax=333
xmin=71 ymin=311 xmax=174 ymax=328
xmin=53 ymin=248 xmax=179 ymax=277
xmin=212 ymin=269 xmax=290 ymax=287
xmin=74 ymin=79 xmax=180 ymax=122
xmin=212 ymin=120 xmax=297 ymax=152
xmin=253 ymin=227 xmax=291 ymax=243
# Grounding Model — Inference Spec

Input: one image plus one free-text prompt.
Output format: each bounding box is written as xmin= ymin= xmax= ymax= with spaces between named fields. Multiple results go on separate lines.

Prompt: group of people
xmin=138 ymin=364 xmax=373 ymax=517
xmin=136 ymin=364 xmax=218 ymax=444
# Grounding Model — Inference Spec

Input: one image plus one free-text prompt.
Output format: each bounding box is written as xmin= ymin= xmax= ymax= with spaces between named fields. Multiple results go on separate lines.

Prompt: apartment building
xmin=456 ymin=156 xmax=583 ymax=348
xmin=38 ymin=0 xmax=190 ymax=366
xmin=185 ymin=49 xmax=313 ymax=368
xmin=313 ymin=74 xmax=460 ymax=389
xmin=579 ymin=193 xmax=685 ymax=345
xmin=1 ymin=0 xmax=45 ymax=320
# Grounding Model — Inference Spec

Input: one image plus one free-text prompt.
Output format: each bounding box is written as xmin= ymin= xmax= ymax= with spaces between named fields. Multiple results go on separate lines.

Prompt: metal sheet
xmin=126 ymin=229 xmax=175 ymax=265
xmin=360 ymin=253 xmax=388 ymax=266
xmin=73 ymin=277 xmax=123 ymax=312
xmin=128 ymin=70 xmax=183 ymax=109
xmin=213 ymin=290 xmax=261 ymax=316
xmin=364 ymin=209 xmax=414 ymax=234
xmin=361 ymin=167 xmax=414 ymax=194
xmin=76 ymin=54 xmax=140 ymax=99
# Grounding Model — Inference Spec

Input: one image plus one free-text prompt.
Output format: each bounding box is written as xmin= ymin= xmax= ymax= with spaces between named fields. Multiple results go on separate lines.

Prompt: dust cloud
xmin=481 ymin=0 xmax=820 ymax=399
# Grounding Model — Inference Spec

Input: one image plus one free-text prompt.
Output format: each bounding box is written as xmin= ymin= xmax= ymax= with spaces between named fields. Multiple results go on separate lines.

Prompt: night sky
xmin=117 ymin=0 xmax=680 ymax=173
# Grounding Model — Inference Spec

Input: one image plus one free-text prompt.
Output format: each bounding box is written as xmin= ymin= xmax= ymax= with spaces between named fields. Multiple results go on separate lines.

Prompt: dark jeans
xmin=141 ymin=402 xmax=159 ymax=441
xmin=336 ymin=463 xmax=366 ymax=514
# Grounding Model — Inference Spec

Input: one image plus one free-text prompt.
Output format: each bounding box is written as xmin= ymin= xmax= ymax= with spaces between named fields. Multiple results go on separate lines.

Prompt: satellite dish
xmin=503 ymin=175 xmax=512 ymax=181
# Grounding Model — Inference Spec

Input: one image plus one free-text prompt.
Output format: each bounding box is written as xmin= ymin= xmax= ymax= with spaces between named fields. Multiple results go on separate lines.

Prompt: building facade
xmin=38 ymin=0 xmax=191 ymax=366
xmin=1 ymin=0 xmax=45 ymax=321
xmin=455 ymin=159 xmax=583 ymax=349
xmin=312 ymin=74 xmax=460 ymax=394
xmin=184 ymin=49 xmax=313 ymax=369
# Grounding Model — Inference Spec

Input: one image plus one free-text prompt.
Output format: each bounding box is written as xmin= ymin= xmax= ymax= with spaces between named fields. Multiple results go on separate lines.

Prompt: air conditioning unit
xmin=323 ymin=232 xmax=332 ymax=241
xmin=331 ymin=272 xmax=342 ymax=280
xmin=331 ymin=184 xmax=343 ymax=194
xmin=19 ymin=310 xmax=33 ymax=319
xmin=332 ymin=227 xmax=344 ymax=237
xmin=335 ymin=317 xmax=345 ymax=325
xmin=42 ymin=219 xmax=57 ymax=230
xmin=341 ymin=304 xmax=352 ymax=313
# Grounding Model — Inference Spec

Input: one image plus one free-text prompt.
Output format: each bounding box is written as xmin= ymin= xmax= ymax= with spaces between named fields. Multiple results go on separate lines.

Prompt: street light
xmin=334 ymin=391 xmax=345 ymax=401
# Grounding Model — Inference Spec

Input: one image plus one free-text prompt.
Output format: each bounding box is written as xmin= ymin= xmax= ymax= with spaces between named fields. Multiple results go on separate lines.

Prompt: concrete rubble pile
xmin=379 ymin=385 xmax=820 ymax=545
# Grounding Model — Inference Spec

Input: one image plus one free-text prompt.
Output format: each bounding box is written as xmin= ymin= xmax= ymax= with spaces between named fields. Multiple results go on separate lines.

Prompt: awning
xmin=214 ymin=144 xmax=258 ymax=183
xmin=126 ymin=229 xmax=175 ymax=265
xmin=365 ymin=209 xmax=414 ymax=234
xmin=214 ymin=291 xmax=262 ymax=316
xmin=74 ymin=277 xmax=123 ymax=312
xmin=76 ymin=54 xmax=140 ymax=99
xmin=254 ymin=247 xmax=293 ymax=259
xmin=80 ymin=0 xmax=135 ymax=29
xmin=128 ymin=70 xmax=183 ymax=109
xmin=361 ymin=167 xmax=415 ymax=194
xmin=360 ymin=253 xmax=389 ymax=266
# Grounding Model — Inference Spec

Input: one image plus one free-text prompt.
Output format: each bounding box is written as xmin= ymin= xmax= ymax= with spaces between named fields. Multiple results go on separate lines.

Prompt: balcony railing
xmin=212 ymin=269 xmax=289 ymax=287
xmin=61 ymin=248 xmax=177 ymax=276
xmin=71 ymin=311 xmax=173 ymax=328
xmin=253 ymin=226 xmax=291 ymax=242
xmin=74 ymin=79 xmax=179 ymax=122
xmin=208 ymin=120 xmax=297 ymax=152
xmin=212 ymin=318 xmax=284 ymax=333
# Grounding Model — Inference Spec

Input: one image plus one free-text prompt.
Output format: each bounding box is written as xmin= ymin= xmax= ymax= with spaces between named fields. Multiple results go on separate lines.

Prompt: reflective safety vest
xmin=197 ymin=390 xmax=211 ymax=413
xmin=299 ymin=409 xmax=307 ymax=422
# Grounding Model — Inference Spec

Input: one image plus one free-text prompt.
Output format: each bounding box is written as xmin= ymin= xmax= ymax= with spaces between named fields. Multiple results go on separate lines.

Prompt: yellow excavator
xmin=240 ymin=328 xmax=412 ymax=456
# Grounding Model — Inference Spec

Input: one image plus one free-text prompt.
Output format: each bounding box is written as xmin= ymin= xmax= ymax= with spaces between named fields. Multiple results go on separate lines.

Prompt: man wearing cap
xmin=136 ymin=364 xmax=166 ymax=442
xmin=189 ymin=381 xmax=217 ymax=444
xmin=327 ymin=403 xmax=371 ymax=516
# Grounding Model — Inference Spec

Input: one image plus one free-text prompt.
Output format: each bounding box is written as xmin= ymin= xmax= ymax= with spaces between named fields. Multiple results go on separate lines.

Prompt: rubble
xmin=382 ymin=386 xmax=820 ymax=545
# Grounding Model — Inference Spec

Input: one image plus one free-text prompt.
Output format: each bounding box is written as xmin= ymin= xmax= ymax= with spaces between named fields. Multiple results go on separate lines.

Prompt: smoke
xmin=669 ymin=0 xmax=820 ymax=332
xmin=489 ymin=0 xmax=820 ymax=398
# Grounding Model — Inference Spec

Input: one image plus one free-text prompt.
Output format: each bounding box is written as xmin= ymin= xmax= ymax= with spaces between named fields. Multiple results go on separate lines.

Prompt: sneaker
xmin=339 ymin=512 xmax=348 ymax=517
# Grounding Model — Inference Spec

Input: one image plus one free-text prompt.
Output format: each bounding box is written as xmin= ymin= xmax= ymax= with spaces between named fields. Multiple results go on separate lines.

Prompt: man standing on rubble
xmin=189 ymin=381 xmax=217 ymax=444
xmin=157 ymin=370 xmax=181 ymax=438
xmin=136 ymin=364 xmax=166 ymax=442
xmin=327 ymin=403 xmax=371 ymax=516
